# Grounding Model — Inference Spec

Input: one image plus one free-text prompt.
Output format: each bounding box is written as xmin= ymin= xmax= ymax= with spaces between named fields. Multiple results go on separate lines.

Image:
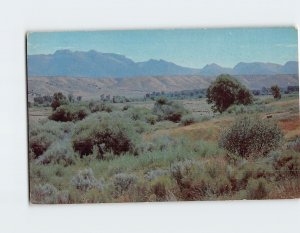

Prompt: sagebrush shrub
xmin=31 ymin=183 xmax=58 ymax=203
xmin=219 ymin=115 xmax=283 ymax=158
xmin=122 ymin=105 xmax=131 ymax=111
xmin=126 ymin=107 xmax=150 ymax=121
xmin=153 ymin=97 xmax=188 ymax=122
xmin=287 ymin=137 xmax=300 ymax=152
xmin=181 ymin=114 xmax=196 ymax=126
xmin=145 ymin=169 xmax=168 ymax=181
xmin=29 ymin=120 xmax=74 ymax=159
xmin=230 ymin=162 xmax=275 ymax=191
xmin=31 ymin=183 xmax=70 ymax=204
xmin=246 ymin=178 xmax=270 ymax=199
xmin=72 ymin=114 xmax=140 ymax=157
xmin=152 ymin=135 xmax=177 ymax=151
xmin=71 ymin=168 xmax=104 ymax=191
xmin=272 ymin=150 xmax=300 ymax=178
xmin=29 ymin=133 xmax=56 ymax=159
xmin=170 ymin=160 xmax=199 ymax=184
xmin=145 ymin=114 xmax=158 ymax=125
xmin=49 ymin=104 xmax=89 ymax=122
xmin=151 ymin=182 xmax=167 ymax=201
xmin=36 ymin=142 xmax=76 ymax=166
xmin=113 ymin=173 xmax=137 ymax=194
xmin=89 ymin=100 xmax=113 ymax=113
xmin=132 ymin=120 xmax=150 ymax=134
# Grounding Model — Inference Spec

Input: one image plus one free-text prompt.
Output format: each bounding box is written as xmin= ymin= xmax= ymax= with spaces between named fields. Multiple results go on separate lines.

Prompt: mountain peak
xmin=54 ymin=49 xmax=73 ymax=55
xmin=203 ymin=63 xmax=223 ymax=68
xmin=200 ymin=63 xmax=233 ymax=76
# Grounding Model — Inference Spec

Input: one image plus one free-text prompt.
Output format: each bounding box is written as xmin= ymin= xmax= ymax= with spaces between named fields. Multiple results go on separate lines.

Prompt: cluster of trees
xmin=33 ymin=95 xmax=53 ymax=105
xmin=99 ymin=94 xmax=132 ymax=103
xmin=144 ymin=89 xmax=206 ymax=101
xmin=252 ymin=85 xmax=299 ymax=96
xmin=31 ymin=93 xmax=82 ymax=107
xmin=206 ymin=74 xmax=292 ymax=113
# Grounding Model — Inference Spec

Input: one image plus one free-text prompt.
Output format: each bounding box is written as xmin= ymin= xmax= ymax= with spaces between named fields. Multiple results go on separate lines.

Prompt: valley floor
xmin=28 ymin=95 xmax=300 ymax=203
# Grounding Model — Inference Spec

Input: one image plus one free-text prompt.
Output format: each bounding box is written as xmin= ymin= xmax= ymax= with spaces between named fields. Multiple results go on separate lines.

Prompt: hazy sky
xmin=27 ymin=27 xmax=298 ymax=68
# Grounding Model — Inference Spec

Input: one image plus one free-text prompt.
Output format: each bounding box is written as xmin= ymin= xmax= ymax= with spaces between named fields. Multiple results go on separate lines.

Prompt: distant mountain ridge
xmin=28 ymin=74 xmax=299 ymax=100
xmin=27 ymin=49 xmax=299 ymax=78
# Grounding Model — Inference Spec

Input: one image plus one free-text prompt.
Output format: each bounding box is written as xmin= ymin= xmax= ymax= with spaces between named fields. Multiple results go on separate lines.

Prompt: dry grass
xmin=28 ymin=107 xmax=52 ymax=122
xmin=278 ymin=115 xmax=300 ymax=140
xmin=268 ymin=179 xmax=300 ymax=199
xmin=268 ymin=98 xmax=299 ymax=108
xmin=145 ymin=116 xmax=233 ymax=142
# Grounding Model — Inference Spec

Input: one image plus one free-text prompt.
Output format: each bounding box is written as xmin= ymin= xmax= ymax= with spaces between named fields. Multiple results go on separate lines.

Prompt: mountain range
xmin=28 ymin=74 xmax=299 ymax=100
xmin=27 ymin=49 xmax=299 ymax=78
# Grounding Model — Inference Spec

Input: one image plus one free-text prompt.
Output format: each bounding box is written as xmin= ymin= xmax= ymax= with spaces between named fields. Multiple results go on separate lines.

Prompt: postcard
xmin=27 ymin=27 xmax=299 ymax=203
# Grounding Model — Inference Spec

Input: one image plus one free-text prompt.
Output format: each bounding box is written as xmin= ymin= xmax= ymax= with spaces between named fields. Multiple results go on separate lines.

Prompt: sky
xmin=27 ymin=27 xmax=298 ymax=68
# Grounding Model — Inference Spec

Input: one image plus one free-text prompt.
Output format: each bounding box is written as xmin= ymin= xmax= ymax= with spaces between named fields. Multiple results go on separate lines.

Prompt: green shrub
xmin=152 ymin=135 xmax=177 ymax=151
xmin=31 ymin=119 xmax=74 ymax=135
xmin=153 ymin=97 xmax=188 ymax=122
xmin=125 ymin=107 xmax=158 ymax=126
xmin=145 ymin=169 xmax=168 ymax=181
xmin=181 ymin=114 xmax=196 ymax=126
xmin=219 ymin=115 xmax=283 ymax=158
xmin=72 ymin=114 xmax=140 ymax=157
xmin=151 ymin=179 xmax=168 ymax=201
xmin=29 ymin=133 xmax=57 ymax=159
xmin=29 ymin=120 xmax=72 ymax=159
xmin=170 ymin=160 xmax=199 ymax=185
xmin=170 ymin=159 xmax=231 ymax=200
xmin=122 ymin=105 xmax=131 ymax=111
xmin=246 ymin=178 xmax=270 ymax=199
xmin=49 ymin=104 xmax=90 ymax=122
xmin=88 ymin=100 xmax=113 ymax=113
xmin=229 ymin=162 xmax=275 ymax=191
xmin=51 ymin=92 xmax=68 ymax=110
xmin=272 ymin=150 xmax=300 ymax=178
xmin=71 ymin=168 xmax=104 ymax=192
xmin=31 ymin=183 xmax=70 ymax=204
xmin=226 ymin=104 xmax=272 ymax=115
xmin=226 ymin=105 xmax=248 ymax=115
xmin=113 ymin=173 xmax=138 ymax=195
xmin=287 ymin=137 xmax=300 ymax=152
xmin=126 ymin=107 xmax=149 ymax=121
xmin=145 ymin=114 xmax=158 ymax=125
xmin=36 ymin=142 xmax=76 ymax=166
xmin=132 ymin=120 xmax=150 ymax=134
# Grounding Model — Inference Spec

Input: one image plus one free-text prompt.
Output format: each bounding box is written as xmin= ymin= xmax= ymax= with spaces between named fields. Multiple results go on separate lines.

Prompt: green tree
xmin=206 ymin=74 xmax=253 ymax=113
xmin=271 ymin=85 xmax=281 ymax=99
xmin=51 ymin=92 xmax=67 ymax=110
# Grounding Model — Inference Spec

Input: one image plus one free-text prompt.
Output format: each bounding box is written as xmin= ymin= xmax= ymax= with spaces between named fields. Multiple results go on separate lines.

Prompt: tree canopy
xmin=51 ymin=92 xmax=68 ymax=110
xmin=271 ymin=85 xmax=281 ymax=99
xmin=206 ymin=74 xmax=253 ymax=113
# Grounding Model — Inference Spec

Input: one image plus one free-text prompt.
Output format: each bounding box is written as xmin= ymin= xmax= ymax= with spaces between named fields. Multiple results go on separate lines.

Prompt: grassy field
xmin=28 ymin=94 xmax=300 ymax=203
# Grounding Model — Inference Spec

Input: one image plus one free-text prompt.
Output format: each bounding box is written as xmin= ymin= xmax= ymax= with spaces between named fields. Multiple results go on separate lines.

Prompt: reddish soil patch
xmin=278 ymin=115 xmax=300 ymax=139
